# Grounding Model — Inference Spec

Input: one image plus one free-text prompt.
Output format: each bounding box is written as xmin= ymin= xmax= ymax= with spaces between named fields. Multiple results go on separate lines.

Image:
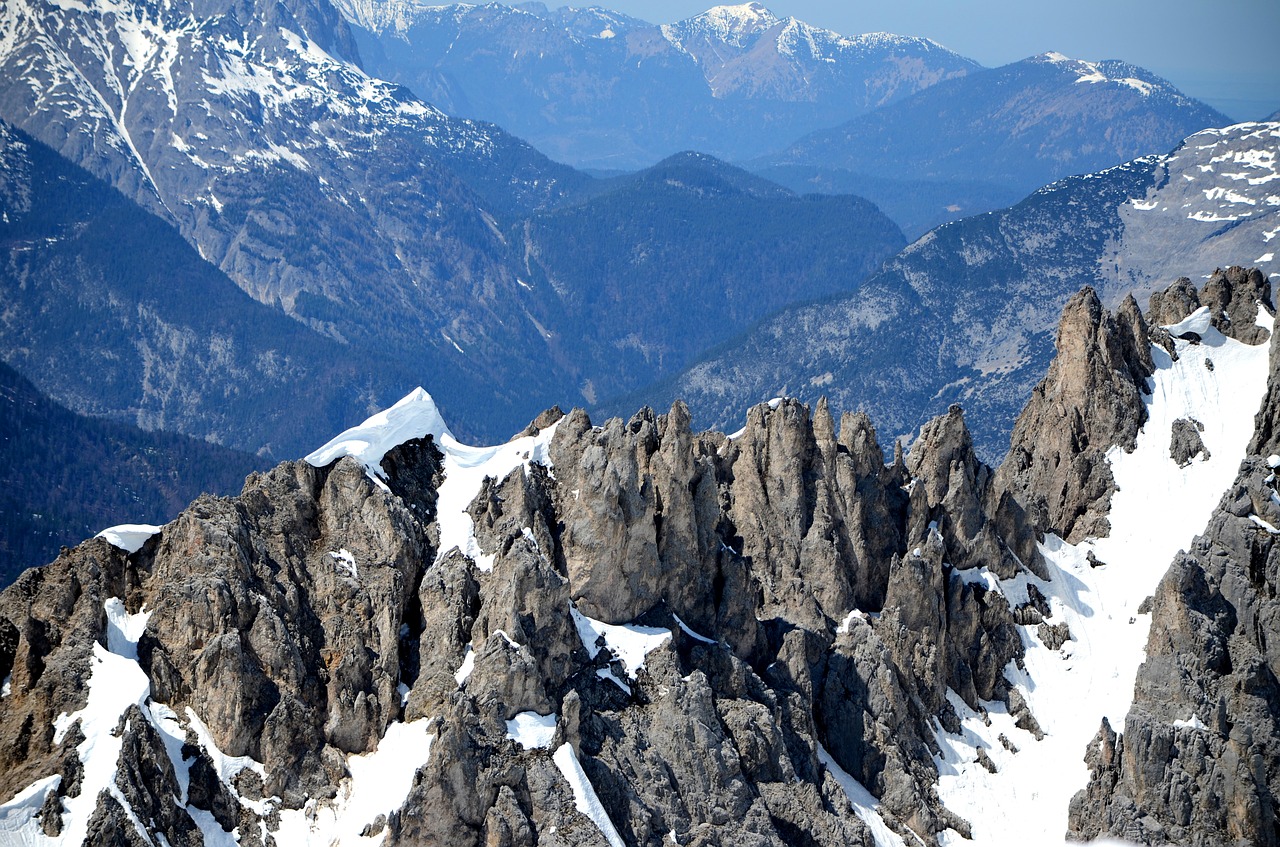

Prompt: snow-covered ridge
xmin=0 ymin=0 xmax=493 ymax=215
xmin=1034 ymin=51 xmax=1184 ymax=98
xmin=661 ymin=1 xmax=953 ymax=61
xmin=306 ymin=387 xmax=559 ymax=573
xmin=932 ymin=307 xmax=1274 ymax=846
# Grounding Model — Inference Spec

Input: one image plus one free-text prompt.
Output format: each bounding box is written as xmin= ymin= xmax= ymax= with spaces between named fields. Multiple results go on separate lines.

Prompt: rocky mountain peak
xmin=664 ymin=3 xmax=783 ymax=48
xmin=2 ymin=261 xmax=1278 ymax=844
xmin=996 ymin=270 xmax=1274 ymax=550
xmin=995 ymin=286 xmax=1153 ymax=542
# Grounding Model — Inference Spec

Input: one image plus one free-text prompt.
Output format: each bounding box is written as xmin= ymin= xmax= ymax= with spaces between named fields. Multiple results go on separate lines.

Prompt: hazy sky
xmin=562 ymin=0 xmax=1279 ymax=120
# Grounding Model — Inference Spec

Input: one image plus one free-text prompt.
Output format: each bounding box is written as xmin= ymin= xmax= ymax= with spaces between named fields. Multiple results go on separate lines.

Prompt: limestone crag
xmin=2 ymin=270 xmax=1277 ymax=846
xmin=0 ymin=382 xmax=1047 ymax=846
xmin=994 ymin=287 xmax=1153 ymax=542
xmin=1067 ymin=452 xmax=1280 ymax=846
xmin=1064 ymin=267 xmax=1280 ymax=846
xmin=996 ymin=267 xmax=1274 ymax=544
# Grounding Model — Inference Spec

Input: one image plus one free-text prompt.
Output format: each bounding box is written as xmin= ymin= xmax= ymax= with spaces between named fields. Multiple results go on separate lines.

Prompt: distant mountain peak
xmin=1029 ymin=51 xmax=1172 ymax=96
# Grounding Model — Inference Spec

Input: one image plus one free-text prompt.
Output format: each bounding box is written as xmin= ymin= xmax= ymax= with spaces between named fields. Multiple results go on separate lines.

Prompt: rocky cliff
xmin=1067 ymin=269 xmax=1280 ymax=846
xmin=0 ymin=270 xmax=1276 ymax=846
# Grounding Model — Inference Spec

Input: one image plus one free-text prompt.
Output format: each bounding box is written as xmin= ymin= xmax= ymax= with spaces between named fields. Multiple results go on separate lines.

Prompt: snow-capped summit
xmin=660 ymin=3 xmax=971 ymax=102
xmin=1031 ymin=50 xmax=1200 ymax=101
xmin=339 ymin=1 xmax=978 ymax=167
xmin=660 ymin=2 xmax=784 ymax=50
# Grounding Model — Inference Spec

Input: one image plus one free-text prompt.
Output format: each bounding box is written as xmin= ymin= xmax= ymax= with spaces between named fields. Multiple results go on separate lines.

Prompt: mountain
xmin=0 ymin=361 xmax=262 ymax=589
xmin=0 ymin=0 xmax=603 ymax=440
xmin=0 ymin=269 xmax=1274 ymax=846
xmin=517 ymin=152 xmax=906 ymax=403
xmin=340 ymin=1 xmax=979 ymax=169
xmin=0 ymin=111 xmax=903 ymax=456
xmin=639 ymin=121 xmax=1280 ymax=461
xmin=0 ymin=0 xmax=917 ymax=446
xmin=761 ymin=52 xmax=1231 ymax=234
xmin=0 ymin=119 xmax=446 ymax=454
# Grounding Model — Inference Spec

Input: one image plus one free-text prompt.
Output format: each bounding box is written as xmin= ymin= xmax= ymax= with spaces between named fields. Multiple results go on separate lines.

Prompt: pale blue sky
xmin=557 ymin=0 xmax=1279 ymax=120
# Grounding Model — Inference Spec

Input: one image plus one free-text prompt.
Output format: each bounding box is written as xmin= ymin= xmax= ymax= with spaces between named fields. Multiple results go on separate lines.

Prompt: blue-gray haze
xmin=517 ymin=0 xmax=1279 ymax=121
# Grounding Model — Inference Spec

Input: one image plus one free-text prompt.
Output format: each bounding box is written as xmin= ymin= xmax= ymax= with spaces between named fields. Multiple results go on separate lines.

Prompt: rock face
xmin=995 ymin=287 xmax=1154 ymax=542
xmin=1067 ymin=451 xmax=1280 ymax=845
xmin=1 ymin=272 xmax=1277 ymax=847
xmin=0 ymin=384 xmax=1045 ymax=845
xmin=1064 ymin=269 xmax=1280 ymax=846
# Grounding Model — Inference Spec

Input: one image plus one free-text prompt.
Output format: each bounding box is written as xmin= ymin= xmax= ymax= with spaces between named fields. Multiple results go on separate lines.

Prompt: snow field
xmin=934 ymin=309 xmax=1273 ymax=846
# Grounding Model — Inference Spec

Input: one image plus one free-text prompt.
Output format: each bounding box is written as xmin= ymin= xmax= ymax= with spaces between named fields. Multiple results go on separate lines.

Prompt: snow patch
xmin=570 ymin=607 xmax=671 ymax=679
xmin=274 ymin=719 xmax=434 ymax=845
xmin=595 ymin=667 xmax=632 ymax=694
xmin=1164 ymin=306 xmax=1214 ymax=337
xmin=454 ymin=646 xmax=476 ymax=687
xmin=305 ymin=387 xmax=451 ymax=476
xmin=96 ymin=523 xmax=162 ymax=553
xmin=104 ymin=597 xmax=151 ymax=661
xmin=672 ymin=613 xmax=716 ymax=645
xmin=817 ymin=741 xmax=910 ymax=847
xmin=328 ymin=548 xmax=358 ymax=580
xmin=306 ymin=388 xmax=559 ymax=573
xmin=505 ymin=711 xmax=557 ymax=750
xmin=552 ymin=744 xmax=626 ymax=847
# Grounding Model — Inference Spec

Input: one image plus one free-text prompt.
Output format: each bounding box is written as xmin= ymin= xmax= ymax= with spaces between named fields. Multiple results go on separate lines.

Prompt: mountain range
xmin=759 ymin=51 xmax=1230 ymax=235
xmin=342 ymin=1 xmax=979 ymax=169
xmin=0 ymin=0 xmax=1277 ymax=842
xmin=0 ymin=268 xmax=1275 ymax=846
xmin=0 ymin=0 xmax=923 ymax=448
xmin=636 ymin=121 xmax=1280 ymax=461
xmin=335 ymin=1 xmax=1229 ymax=235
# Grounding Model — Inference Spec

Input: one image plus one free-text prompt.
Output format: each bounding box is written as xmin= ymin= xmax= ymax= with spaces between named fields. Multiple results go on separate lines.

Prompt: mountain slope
xmin=0 ymin=361 xmax=262 ymax=589
xmin=0 ymin=272 xmax=1274 ymax=846
xmin=0 ymin=120 xmax=448 ymax=453
xmin=0 ymin=0 xmax=600 ymax=440
xmin=518 ymin=152 xmax=906 ymax=402
xmin=342 ymin=1 xmax=978 ymax=168
xmin=642 ymin=122 xmax=1280 ymax=460
xmin=762 ymin=52 xmax=1230 ymax=233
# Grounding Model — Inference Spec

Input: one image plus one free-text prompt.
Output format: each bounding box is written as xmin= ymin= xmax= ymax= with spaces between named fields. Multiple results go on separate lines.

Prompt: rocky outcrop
xmin=1066 ymin=269 xmax=1280 ymax=845
xmin=0 ymin=379 xmax=1048 ymax=846
xmin=997 ymin=268 xmax=1275 ymax=545
xmin=995 ymin=287 xmax=1153 ymax=542
xmin=6 ymin=271 xmax=1275 ymax=847
xmin=1067 ymin=454 xmax=1280 ymax=845
xmin=1169 ymin=418 xmax=1210 ymax=467
xmin=1151 ymin=266 xmax=1273 ymax=346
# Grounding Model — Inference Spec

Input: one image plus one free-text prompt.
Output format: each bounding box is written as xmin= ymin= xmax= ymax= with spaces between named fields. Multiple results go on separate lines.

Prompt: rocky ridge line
xmin=0 ymin=268 xmax=1275 ymax=846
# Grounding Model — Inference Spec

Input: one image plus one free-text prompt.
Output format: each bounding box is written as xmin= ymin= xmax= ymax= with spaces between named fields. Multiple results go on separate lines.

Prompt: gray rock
xmin=995 ymin=287 xmax=1152 ymax=543
xmin=1169 ymin=417 xmax=1210 ymax=467
xmin=1069 ymin=462 xmax=1280 ymax=845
